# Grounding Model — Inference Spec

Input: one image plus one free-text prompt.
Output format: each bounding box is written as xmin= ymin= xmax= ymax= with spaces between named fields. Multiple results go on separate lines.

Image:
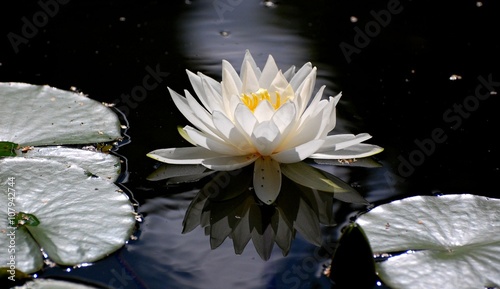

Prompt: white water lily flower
xmin=148 ymin=50 xmax=383 ymax=204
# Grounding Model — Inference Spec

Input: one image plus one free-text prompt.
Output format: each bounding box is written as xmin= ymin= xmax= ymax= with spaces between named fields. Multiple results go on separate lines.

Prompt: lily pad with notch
xmin=0 ymin=149 xmax=136 ymax=275
xmin=355 ymin=194 xmax=500 ymax=289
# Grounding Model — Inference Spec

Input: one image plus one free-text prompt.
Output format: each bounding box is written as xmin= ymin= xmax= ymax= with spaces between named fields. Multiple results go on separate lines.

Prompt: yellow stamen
xmin=240 ymin=88 xmax=289 ymax=112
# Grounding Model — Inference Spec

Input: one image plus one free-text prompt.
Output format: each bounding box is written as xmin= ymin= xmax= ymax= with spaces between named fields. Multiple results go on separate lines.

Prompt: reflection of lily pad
xmin=0 ymin=82 xmax=121 ymax=146
xmin=356 ymin=194 xmax=500 ymax=289
xmin=0 ymin=157 xmax=137 ymax=274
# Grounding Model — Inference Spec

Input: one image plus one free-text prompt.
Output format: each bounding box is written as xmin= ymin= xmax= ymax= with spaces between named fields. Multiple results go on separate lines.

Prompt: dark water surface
xmin=1 ymin=0 xmax=499 ymax=288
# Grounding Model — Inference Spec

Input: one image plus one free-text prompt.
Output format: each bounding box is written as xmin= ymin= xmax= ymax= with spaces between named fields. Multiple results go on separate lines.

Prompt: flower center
xmin=240 ymin=88 xmax=288 ymax=112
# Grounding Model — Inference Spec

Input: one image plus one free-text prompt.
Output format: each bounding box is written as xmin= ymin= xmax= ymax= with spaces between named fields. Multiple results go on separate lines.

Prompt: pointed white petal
xmin=253 ymin=156 xmax=282 ymax=205
xmin=259 ymin=55 xmax=279 ymax=89
xmin=272 ymin=102 xmax=296 ymax=134
xmin=289 ymin=62 xmax=313 ymax=91
xmin=234 ymin=103 xmax=257 ymax=137
xmin=295 ymin=69 xmax=317 ymax=114
xmin=147 ymin=147 xmax=221 ymax=164
xmin=317 ymin=133 xmax=372 ymax=152
xmin=332 ymin=92 xmax=342 ymax=106
xmin=177 ymin=125 xmax=196 ymax=145
xmin=201 ymin=154 xmax=259 ymax=171
xmin=310 ymin=143 xmax=384 ymax=159
xmin=268 ymin=71 xmax=290 ymax=95
xmin=322 ymin=97 xmax=338 ymax=133
xmin=184 ymin=126 xmax=242 ymax=155
xmin=240 ymin=50 xmax=261 ymax=80
xmin=272 ymin=139 xmax=325 ymax=163
xmin=222 ymin=68 xmax=241 ymax=115
xmin=222 ymin=59 xmax=242 ymax=90
xmin=200 ymin=76 xmax=224 ymax=112
xmin=241 ymin=62 xmax=260 ymax=94
xmin=316 ymin=99 xmax=336 ymax=138
xmin=227 ymin=92 xmax=243 ymax=121
xmin=283 ymin=65 xmax=296 ymax=81
xmin=250 ymin=121 xmax=281 ymax=156
xmin=185 ymin=71 xmax=222 ymax=111
xmin=300 ymin=85 xmax=326 ymax=121
xmin=186 ymin=70 xmax=211 ymax=110
xmin=184 ymin=90 xmax=219 ymax=134
xmin=168 ymin=88 xmax=215 ymax=136
xmin=253 ymin=100 xmax=275 ymax=122
xmin=280 ymin=102 xmax=328 ymax=150
xmin=212 ymin=110 xmax=253 ymax=152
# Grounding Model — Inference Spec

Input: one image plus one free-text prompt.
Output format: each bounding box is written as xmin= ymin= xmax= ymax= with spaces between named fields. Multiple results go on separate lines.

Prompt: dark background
xmin=1 ymin=0 xmax=499 ymax=288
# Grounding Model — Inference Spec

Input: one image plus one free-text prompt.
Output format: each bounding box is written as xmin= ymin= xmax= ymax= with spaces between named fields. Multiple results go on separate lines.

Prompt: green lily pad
xmin=356 ymin=194 xmax=500 ymax=289
xmin=0 ymin=157 xmax=137 ymax=274
xmin=18 ymin=147 xmax=121 ymax=182
xmin=0 ymin=82 xmax=121 ymax=146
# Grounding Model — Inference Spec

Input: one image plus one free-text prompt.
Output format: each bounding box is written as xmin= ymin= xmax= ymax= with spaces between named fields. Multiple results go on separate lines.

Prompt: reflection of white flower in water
xmin=148 ymin=50 xmax=383 ymax=204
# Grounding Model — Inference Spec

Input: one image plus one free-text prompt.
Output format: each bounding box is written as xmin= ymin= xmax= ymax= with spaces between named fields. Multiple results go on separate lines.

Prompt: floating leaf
xmin=0 ymin=82 xmax=121 ymax=146
xmin=0 ymin=157 xmax=136 ymax=273
xmin=19 ymin=146 xmax=121 ymax=181
xmin=356 ymin=194 xmax=500 ymax=289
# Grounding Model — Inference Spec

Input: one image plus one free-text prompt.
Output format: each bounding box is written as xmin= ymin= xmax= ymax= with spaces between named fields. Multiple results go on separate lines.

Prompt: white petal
xmin=147 ymin=147 xmax=220 ymax=164
xmin=272 ymin=139 xmax=325 ymax=163
xmin=253 ymin=100 xmax=275 ymax=122
xmin=283 ymin=65 xmax=296 ymax=81
xmin=201 ymin=154 xmax=259 ymax=171
xmin=259 ymin=55 xmax=279 ymax=89
xmin=316 ymin=99 xmax=336 ymax=138
xmin=289 ymin=62 xmax=313 ymax=91
xmin=222 ymin=59 xmax=242 ymax=91
xmin=184 ymin=90 xmax=219 ymax=133
xmin=184 ymin=126 xmax=242 ymax=155
xmin=251 ymin=121 xmax=281 ymax=156
xmin=272 ymin=102 xmax=296 ymax=135
xmin=234 ymin=103 xmax=257 ymax=137
xmin=212 ymin=110 xmax=253 ymax=152
xmin=241 ymin=61 xmax=260 ymax=94
xmin=168 ymin=88 xmax=215 ymax=136
xmin=300 ymin=85 xmax=326 ymax=121
xmin=253 ymin=156 xmax=282 ymax=205
xmin=317 ymin=133 xmax=372 ymax=152
xmin=309 ymin=143 xmax=384 ymax=159
xmin=322 ymin=97 xmax=338 ymax=133
xmin=280 ymin=102 xmax=328 ymax=150
xmin=186 ymin=70 xmax=211 ymax=110
xmin=332 ymin=92 xmax=342 ymax=106
xmin=268 ymin=71 xmax=290 ymax=94
xmin=222 ymin=68 xmax=241 ymax=116
xmin=227 ymin=92 xmax=243 ymax=121
xmin=240 ymin=50 xmax=261 ymax=80
xmin=295 ymin=69 xmax=317 ymax=114
xmin=200 ymin=75 xmax=224 ymax=112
